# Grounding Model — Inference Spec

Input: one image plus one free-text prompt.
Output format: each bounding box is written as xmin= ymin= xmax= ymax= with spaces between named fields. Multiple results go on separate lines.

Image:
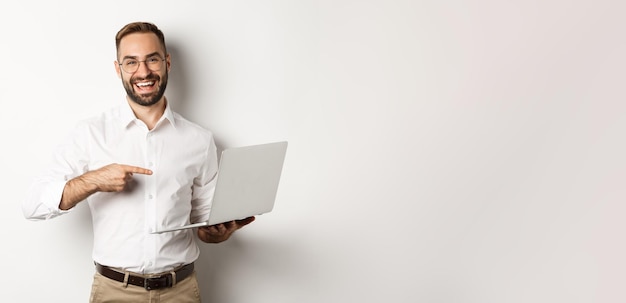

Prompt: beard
xmin=122 ymin=71 xmax=168 ymax=107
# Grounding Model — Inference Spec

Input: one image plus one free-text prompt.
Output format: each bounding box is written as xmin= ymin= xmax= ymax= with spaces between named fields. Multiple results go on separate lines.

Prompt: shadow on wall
xmin=196 ymin=238 xmax=251 ymax=302
xmin=164 ymin=42 xmax=191 ymax=119
xmin=166 ymin=41 xmax=225 ymax=156
xmin=195 ymin=234 xmax=303 ymax=302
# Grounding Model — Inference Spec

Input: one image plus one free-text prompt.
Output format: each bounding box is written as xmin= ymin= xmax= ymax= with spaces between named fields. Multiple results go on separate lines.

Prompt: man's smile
xmin=133 ymin=79 xmax=157 ymax=93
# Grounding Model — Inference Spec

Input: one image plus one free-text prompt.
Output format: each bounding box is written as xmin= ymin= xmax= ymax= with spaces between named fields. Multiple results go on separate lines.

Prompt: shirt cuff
xmin=43 ymin=180 xmax=72 ymax=216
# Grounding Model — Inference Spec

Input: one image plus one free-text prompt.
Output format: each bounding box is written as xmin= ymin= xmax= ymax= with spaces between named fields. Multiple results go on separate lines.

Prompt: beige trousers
xmin=89 ymin=271 xmax=201 ymax=303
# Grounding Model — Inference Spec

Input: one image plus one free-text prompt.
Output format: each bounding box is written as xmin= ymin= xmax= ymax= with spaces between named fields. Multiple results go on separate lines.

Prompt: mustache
xmin=130 ymin=74 xmax=160 ymax=83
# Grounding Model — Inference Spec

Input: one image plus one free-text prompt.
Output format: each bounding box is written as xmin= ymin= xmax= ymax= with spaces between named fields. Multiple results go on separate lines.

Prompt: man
xmin=22 ymin=21 xmax=254 ymax=303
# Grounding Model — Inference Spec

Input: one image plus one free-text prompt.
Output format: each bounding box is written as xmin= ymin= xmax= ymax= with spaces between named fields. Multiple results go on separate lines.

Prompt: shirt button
xmin=149 ymin=194 xmax=154 ymax=199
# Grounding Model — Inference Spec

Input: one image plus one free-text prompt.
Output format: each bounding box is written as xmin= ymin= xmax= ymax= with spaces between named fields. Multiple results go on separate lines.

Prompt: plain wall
xmin=3 ymin=0 xmax=626 ymax=302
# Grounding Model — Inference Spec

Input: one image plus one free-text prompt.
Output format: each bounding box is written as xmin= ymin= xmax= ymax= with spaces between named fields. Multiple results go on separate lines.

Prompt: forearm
xmin=60 ymin=173 xmax=99 ymax=210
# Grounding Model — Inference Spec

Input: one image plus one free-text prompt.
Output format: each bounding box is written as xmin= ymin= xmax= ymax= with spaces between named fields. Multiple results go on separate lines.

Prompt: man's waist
xmin=95 ymin=262 xmax=195 ymax=290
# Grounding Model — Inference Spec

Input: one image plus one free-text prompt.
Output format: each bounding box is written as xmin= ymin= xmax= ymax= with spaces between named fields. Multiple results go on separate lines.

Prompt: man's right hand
xmin=59 ymin=163 xmax=152 ymax=210
xmin=83 ymin=163 xmax=153 ymax=192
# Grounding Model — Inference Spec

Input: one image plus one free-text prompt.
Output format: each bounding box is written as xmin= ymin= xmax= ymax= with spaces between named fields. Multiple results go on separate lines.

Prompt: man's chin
xmin=130 ymin=94 xmax=160 ymax=106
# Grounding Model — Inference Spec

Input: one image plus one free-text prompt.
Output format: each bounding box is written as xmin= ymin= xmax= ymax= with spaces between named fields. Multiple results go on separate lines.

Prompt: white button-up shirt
xmin=23 ymin=100 xmax=218 ymax=274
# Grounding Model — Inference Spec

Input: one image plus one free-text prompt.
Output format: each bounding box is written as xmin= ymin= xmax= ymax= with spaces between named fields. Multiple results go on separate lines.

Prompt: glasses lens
xmin=146 ymin=57 xmax=163 ymax=71
xmin=122 ymin=59 xmax=139 ymax=73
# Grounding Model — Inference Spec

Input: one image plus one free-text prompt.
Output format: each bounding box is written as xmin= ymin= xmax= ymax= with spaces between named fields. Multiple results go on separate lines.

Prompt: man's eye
xmin=124 ymin=60 xmax=138 ymax=66
xmin=147 ymin=57 xmax=160 ymax=63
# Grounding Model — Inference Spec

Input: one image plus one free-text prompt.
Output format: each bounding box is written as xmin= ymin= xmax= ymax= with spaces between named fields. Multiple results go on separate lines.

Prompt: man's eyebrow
xmin=121 ymin=52 xmax=163 ymax=60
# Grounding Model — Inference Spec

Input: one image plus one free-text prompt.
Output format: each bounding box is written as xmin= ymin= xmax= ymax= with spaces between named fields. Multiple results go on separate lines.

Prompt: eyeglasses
xmin=119 ymin=56 xmax=165 ymax=73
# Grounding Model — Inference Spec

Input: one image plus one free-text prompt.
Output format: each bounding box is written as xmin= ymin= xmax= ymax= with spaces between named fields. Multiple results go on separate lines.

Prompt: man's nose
xmin=135 ymin=60 xmax=152 ymax=75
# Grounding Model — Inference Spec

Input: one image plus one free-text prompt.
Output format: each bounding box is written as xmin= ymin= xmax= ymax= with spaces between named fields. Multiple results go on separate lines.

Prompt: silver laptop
xmin=151 ymin=141 xmax=288 ymax=234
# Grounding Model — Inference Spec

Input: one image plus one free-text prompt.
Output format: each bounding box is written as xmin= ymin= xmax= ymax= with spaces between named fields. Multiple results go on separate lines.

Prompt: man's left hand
xmin=197 ymin=216 xmax=256 ymax=243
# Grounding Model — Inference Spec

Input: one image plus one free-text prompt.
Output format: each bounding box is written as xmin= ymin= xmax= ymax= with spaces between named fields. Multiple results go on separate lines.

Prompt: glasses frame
xmin=118 ymin=56 xmax=166 ymax=74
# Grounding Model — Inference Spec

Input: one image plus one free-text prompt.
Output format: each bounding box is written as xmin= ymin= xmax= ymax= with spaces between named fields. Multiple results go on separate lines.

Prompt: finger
xmin=223 ymin=221 xmax=234 ymax=229
xmin=217 ymin=223 xmax=228 ymax=233
xmin=121 ymin=165 xmax=153 ymax=175
xmin=208 ymin=225 xmax=221 ymax=234
xmin=235 ymin=216 xmax=256 ymax=228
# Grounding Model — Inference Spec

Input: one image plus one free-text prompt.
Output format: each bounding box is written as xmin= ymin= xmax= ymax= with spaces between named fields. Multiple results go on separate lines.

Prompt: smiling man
xmin=23 ymin=22 xmax=254 ymax=303
xmin=116 ymin=30 xmax=169 ymax=108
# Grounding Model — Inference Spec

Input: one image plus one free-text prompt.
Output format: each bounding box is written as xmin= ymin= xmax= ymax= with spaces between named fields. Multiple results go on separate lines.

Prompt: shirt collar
xmin=119 ymin=99 xmax=177 ymax=130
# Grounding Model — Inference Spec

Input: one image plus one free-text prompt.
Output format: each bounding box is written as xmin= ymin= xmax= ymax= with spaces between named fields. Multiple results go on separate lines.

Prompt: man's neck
xmin=127 ymin=97 xmax=167 ymax=130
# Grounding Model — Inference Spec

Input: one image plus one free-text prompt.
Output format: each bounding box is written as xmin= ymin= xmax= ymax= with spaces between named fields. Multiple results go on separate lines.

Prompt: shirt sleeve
xmin=189 ymin=135 xmax=218 ymax=224
xmin=22 ymin=122 xmax=90 ymax=220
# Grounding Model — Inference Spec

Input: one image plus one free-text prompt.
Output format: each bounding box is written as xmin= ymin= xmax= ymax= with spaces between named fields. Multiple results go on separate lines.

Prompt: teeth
xmin=136 ymin=82 xmax=154 ymax=87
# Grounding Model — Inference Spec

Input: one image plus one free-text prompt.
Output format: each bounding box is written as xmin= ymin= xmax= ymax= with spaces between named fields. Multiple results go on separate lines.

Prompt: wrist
xmin=77 ymin=171 xmax=100 ymax=193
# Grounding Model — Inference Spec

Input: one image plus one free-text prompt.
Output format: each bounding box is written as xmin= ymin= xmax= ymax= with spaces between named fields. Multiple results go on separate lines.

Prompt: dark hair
xmin=115 ymin=22 xmax=167 ymax=58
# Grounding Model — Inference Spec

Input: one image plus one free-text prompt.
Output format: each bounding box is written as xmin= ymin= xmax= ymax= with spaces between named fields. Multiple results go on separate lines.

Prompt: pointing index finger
xmin=122 ymin=165 xmax=153 ymax=175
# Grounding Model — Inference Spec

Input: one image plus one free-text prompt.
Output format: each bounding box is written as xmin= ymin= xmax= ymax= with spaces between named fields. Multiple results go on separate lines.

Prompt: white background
xmin=2 ymin=0 xmax=625 ymax=302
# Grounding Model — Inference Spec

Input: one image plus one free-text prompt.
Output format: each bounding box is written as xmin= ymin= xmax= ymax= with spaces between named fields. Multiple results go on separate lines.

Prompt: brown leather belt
xmin=95 ymin=262 xmax=194 ymax=290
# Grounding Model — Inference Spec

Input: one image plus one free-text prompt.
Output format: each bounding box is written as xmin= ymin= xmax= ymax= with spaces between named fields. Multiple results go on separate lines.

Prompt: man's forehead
xmin=118 ymin=32 xmax=165 ymax=57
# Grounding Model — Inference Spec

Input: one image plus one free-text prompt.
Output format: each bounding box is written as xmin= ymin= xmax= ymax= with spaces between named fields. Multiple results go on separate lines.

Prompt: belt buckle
xmin=144 ymin=274 xmax=171 ymax=291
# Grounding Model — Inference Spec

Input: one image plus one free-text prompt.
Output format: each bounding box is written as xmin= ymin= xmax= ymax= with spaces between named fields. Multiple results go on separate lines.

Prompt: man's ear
xmin=165 ymin=53 xmax=171 ymax=73
xmin=114 ymin=60 xmax=122 ymax=78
